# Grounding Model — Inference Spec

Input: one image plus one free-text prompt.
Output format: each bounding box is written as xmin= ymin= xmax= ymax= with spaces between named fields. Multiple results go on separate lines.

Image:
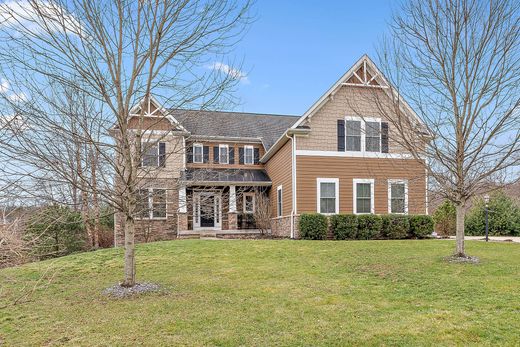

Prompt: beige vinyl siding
xmin=265 ymin=140 xmax=292 ymax=218
xmin=296 ymin=85 xmax=412 ymax=154
xmin=296 ymin=156 xmax=426 ymax=215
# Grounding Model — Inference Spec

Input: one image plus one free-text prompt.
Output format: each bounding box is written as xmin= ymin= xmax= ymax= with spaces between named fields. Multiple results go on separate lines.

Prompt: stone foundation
xmin=228 ymin=212 xmax=238 ymax=230
xmin=270 ymin=215 xmax=300 ymax=239
xmin=114 ymin=213 xmax=177 ymax=246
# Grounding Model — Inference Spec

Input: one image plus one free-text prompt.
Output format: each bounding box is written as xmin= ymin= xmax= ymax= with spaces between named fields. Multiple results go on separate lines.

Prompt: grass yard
xmin=1 ymin=240 xmax=519 ymax=346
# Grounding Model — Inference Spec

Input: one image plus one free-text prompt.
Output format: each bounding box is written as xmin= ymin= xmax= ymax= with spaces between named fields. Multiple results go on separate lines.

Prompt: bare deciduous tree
xmin=374 ymin=0 xmax=520 ymax=257
xmin=0 ymin=0 xmax=252 ymax=286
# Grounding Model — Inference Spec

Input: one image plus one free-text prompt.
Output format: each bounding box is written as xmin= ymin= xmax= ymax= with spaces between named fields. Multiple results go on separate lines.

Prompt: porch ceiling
xmin=183 ymin=168 xmax=272 ymax=186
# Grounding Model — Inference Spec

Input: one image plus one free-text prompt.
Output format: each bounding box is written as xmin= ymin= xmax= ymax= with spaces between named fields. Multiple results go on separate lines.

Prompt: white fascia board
xmin=295 ymin=150 xmax=419 ymax=160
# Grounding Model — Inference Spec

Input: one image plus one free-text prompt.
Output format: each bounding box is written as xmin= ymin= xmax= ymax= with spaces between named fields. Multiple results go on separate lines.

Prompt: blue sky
xmin=230 ymin=1 xmax=394 ymax=115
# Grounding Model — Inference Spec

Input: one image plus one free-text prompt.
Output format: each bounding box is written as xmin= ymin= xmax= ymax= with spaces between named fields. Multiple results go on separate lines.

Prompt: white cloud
xmin=0 ymin=0 xmax=83 ymax=36
xmin=8 ymin=92 xmax=27 ymax=102
xmin=0 ymin=113 xmax=28 ymax=131
xmin=207 ymin=62 xmax=250 ymax=85
xmin=0 ymin=78 xmax=9 ymax=93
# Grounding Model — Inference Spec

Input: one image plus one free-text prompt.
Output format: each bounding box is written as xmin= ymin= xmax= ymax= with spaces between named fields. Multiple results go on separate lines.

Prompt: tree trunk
xmin=122 ymin=214 xmax=136 ymax=287
xmin=90 ymin=147 xmax=100 ymax=249
xmin=455 ymin=201 xmax=466 ymax=257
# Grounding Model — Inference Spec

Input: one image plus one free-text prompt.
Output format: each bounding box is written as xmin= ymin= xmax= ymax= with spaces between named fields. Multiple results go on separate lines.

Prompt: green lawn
xmin=1 ymin=240 xmax=519 ymax=346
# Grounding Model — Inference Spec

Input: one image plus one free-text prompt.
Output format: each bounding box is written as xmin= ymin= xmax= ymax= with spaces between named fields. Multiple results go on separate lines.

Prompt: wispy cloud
xmin=8 ymin=92 xmax=27 ymax=102
xmin=207 ymin=62 xmax=250 ymax=85
xmin=0 ymin=0 xmax=83 ymax=35
xmin=0 ymin=79 xmax=9 ymax=93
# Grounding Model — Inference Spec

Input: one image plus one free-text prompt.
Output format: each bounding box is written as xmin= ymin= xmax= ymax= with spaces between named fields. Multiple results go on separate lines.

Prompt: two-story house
xmin=114 ymin=55 xmax=428 ymax=244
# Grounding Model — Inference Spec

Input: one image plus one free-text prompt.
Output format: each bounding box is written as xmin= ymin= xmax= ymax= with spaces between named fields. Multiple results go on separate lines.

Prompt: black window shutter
xmin=337 ymin=119 xmax=345 ymax=151
xmin=239 ymin=147 xmax=244 ymax=164
xmin=186 ymin=145 xmax=193 ymax=163
xmin=213 ymin=146 xmax=219 ymax=163
xmin=229 ymin=147 xmax=235 ymax=164
xmin=254 ymin=148 xmax=260 ymax=164
xmin=159 ymin=142 xmax=166 ymax=167
xmin=381 ymin=122 xmax=389 ymax=153
xmin=203 ymin=146 xmax=210 ymax=163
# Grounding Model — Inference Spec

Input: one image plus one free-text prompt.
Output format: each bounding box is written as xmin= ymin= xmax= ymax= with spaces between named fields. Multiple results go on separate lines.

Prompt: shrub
xmin=356 ymin=215 xmax=383 ymax=240
xmin=330 ymin=214 xmax=357 ymax=240
xmin=409 ymin=215 xmax=434 ymax=238
xmin=381 ymin=215 xmax=409 ymax=239
xmin=25 ymin=205 xmax=87 ymax=259
xmin=433 ymin=200 xmax=456 ymax=236
xmin=299 ymin=213 xmax=328 ymax=240
xmin=465 ymin=192 xmax=520 ymax=236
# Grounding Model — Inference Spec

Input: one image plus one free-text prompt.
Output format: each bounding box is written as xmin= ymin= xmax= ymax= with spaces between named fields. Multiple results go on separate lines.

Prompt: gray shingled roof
xmin=184 ymin=168 xmax=271 ymax=185
xmin=170 ymin=109 xmax=299 ymax=150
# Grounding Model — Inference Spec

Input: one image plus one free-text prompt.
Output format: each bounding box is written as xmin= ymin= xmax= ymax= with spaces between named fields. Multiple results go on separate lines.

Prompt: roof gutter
xmin=260 ymin=128 xmax=310 ymax=163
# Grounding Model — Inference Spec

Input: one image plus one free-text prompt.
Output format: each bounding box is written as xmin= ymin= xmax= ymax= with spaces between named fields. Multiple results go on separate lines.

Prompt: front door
xmin=193 ymin=192 xmax=222 ymax=230
xmin=200 ymin=195 xmax=215 ymax=228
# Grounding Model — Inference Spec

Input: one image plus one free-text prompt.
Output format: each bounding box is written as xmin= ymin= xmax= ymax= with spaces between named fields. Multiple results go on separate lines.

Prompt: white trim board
xmin=387 ymin=179 xmax=409 ymax=214
xmin=295 ymin=150 xmax=415 ymax=159
xmin=316 ymin=178 xmax=339 ymax=215
xmin=353 ymin=179 xmax=375 ymax=214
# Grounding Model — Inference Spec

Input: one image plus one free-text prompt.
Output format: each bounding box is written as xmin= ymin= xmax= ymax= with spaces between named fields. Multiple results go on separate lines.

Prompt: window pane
xmin=346 ymin=121 xmax=361 ymax=136
xmin=391 ymin=199 xmax=405 ymax=214
xmin=137 ymin=189 xmax=150 ymax=218
xmin=346 ymin=121 xmax=361 ymax=152
xmin=245 ymin=147 xmax=254 ymax=164
xmin=193 ymin=146 xmax=203 ymax=163
xmin=366 ymin=122 xmax=380 ymax=137
xmin=346 ymin=136 xmax=361 ymax=151
xmin=320 ymin=182 xmax=335 ymax=198
xmin=366 ymin=137 xmax=380 ymax=152
xmin=244 ymin=195 xmax=254 ymax=212
xmin=219 ymin=147 xmax=228 ymax=163
xmin=391 ymin=183 xmax=405 ymax=198
xmin=320 ymin=198 xmax=335 ymax=214
xmin=356 ymin=183 xmax=371 ymax=198
xmin=152 ymin=189 xmax=166 ymax=218
xmin=357 ymin=198 xmax=371 ymax=214
xmin=142 ymin=143 xmax=158 ymax=167
xmin=365 ymin=122 xmax=381 ymax=152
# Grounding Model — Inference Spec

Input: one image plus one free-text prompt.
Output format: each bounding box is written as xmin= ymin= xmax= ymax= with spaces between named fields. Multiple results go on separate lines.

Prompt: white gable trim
xmin=290 ymin=55 xmax=425 ymax=130
xmin=129 ymin=95 xmax=187 ymax=132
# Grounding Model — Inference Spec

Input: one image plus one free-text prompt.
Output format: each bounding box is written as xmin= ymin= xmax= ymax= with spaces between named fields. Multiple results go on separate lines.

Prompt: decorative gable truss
xmin=129 ymin=95 xmax=187 ymax=133
xmin=343 ymin=59 xmax=387 ymax=88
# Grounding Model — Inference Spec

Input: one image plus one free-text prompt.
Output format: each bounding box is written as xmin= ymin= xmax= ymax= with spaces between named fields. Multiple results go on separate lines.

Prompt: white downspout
xmin=285 ymin=132 xmax=297 ymax=239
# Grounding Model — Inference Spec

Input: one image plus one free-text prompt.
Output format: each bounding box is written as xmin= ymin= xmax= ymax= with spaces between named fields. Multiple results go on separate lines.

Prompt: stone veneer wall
xmin=270 ymin=215 xmax=300 ymax=239
xmin=114 ymin=213 xmax=178 ymax=246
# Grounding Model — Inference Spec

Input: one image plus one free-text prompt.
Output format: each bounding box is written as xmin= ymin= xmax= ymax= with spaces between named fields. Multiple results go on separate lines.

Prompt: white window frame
xmin=353 ymin=179 xmax=375 ymax=214
xmin=218 ymin=144 xmax=229 ymax=164
xmin=193 ymin=143 xmax=203 ymax=163
xmin=388 ymin=179 xmax=408 ymax=214
xmin=243 ymin=192 xmax=255 ymax=213
xmin=136 ymin=188 xmax=167 ymax=220
xmin=344 ymin=116 xmax=381 ymax=153
xmin=277 ymin=185 xmax=283 ymax=217
xmin=141 ymin=141 xmax=164 ymax=167
xmin=317 ymin=178 xmax=339 ymax=215
xmin=244 ymin=145 xmax=254 ymax=165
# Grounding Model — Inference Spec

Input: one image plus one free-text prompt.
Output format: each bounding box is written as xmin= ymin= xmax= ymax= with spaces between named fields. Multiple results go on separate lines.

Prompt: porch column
xmin=177 ymin=185 xmax=188 ymax=232
xmin=228 ymin=185 xmax=238 ymax=230
xmin=178 ymin=185 xmax=187 ymax=213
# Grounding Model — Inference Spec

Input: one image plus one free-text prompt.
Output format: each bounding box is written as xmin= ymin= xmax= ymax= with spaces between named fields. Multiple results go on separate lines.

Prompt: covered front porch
xmin=177 ymin=168 xmax=271 ymax=234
